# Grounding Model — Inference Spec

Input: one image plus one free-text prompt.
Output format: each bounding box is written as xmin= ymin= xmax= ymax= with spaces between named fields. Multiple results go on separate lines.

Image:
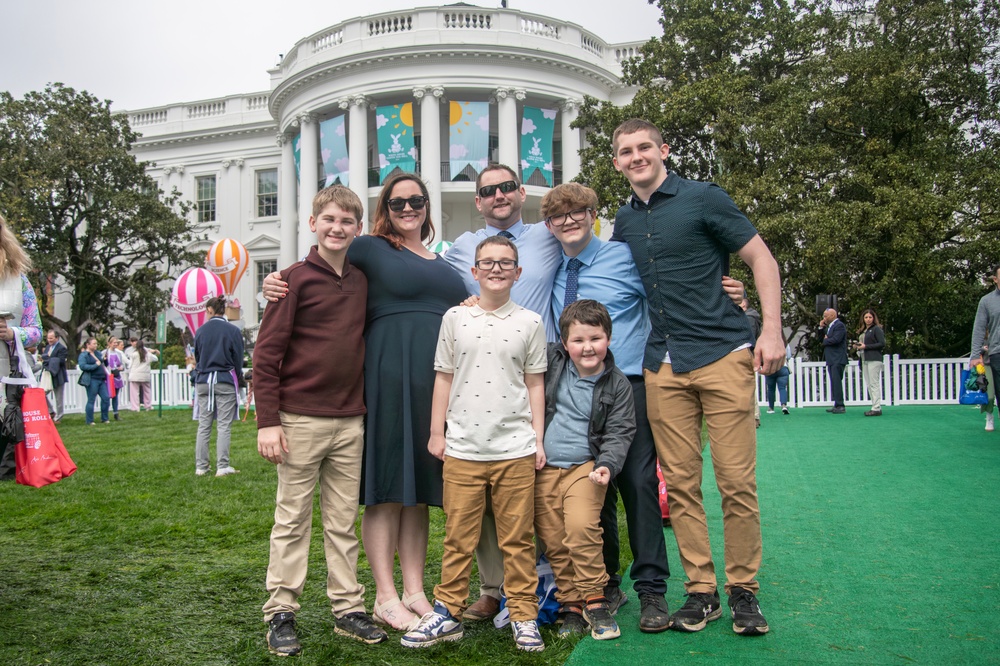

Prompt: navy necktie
xmin=497 ymin=230 xmax=514 ymax=240
xmin=564 ymin=258 xmax=582 ymax=306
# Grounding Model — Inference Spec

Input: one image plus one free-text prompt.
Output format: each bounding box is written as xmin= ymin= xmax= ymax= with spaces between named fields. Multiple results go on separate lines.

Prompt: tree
xmin=0 ymin=84 xmax=202 ymax=347
xmin=577 ymin=0 xmax=1000 ymax=357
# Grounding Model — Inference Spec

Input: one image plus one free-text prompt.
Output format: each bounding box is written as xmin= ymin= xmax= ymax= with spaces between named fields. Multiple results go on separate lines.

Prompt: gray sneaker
xmin=400 ymin=603 xmax=463 ymax=648
xmin=334 ymin=612 xmax=387 ymax=644
xmin=267 ymin=612 xmax=302 ymax=656
xmin=603 ymin=586 xmax=628 ymax=615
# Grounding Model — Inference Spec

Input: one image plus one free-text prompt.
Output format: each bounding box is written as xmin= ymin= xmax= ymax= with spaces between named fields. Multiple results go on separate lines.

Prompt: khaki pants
xmin=863 ymin=360 xmax=883 ymax=411
xmin=262 ymin=413 xmax=365 ymax=620
xmin=645 ymin=350 xmax=762 ymax=595
xmin=434 ymin=455 xmax=538 ymax=621
xmin=534 ymin=461 xmax=608 ymax=602
xmin=475 ymin=493 xmax=504 ymax=600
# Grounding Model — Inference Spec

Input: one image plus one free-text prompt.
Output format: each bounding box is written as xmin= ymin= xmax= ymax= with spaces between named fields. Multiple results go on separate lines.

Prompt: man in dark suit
xmin=41 ymin=330 xmax=69 ymax=423
xmin=821 ymin=309 xmax=848 ymax=413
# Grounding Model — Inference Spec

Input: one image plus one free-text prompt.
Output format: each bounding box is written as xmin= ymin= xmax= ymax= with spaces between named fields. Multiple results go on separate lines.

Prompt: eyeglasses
xmin=474 ymin=259 xmax=518 ymax=271
xmin=545 ymin=208 xmax=593 ymax=227
xmin=387 ymin=196 xmax=428 ymax=212
xmin=477 ymin=180 xmax=519 ymax=199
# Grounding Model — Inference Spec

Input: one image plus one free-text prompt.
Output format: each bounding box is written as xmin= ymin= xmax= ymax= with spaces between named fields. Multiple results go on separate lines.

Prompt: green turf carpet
xmin=568 ymin=405 xmax=1000 ymax=665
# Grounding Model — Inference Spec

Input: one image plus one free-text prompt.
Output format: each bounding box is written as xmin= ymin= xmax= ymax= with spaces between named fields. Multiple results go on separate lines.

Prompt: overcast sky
xmin=3 ymin=0 xmax=662 ymax=112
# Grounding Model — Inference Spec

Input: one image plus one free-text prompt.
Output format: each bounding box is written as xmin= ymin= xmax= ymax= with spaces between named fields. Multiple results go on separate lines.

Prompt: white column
xmin=346 ymin=96 xmax=371 ymax=232
xmin=278 ymin=133 xmax=298 ymax=269
xmin=495 ymin=87 xmax=519 ymax=171
xmin=415 ymin=86 xmax=443 ymax=226
xmin=297 ymin=114 xmax=319 ymax=261
xmin=560 ymin=98 xmax=582 ymax=183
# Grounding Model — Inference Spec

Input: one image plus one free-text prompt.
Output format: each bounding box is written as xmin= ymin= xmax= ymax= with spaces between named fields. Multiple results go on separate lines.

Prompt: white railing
xmin=57 ymin=356 xmax=969 ymax=415
xmin=754 ymin=355 xmax=969 ymax=408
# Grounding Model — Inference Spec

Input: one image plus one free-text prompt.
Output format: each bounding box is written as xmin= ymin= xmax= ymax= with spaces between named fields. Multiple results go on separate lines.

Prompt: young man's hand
xmin=721 ymin=276 xmax=745 ymax=306
xmin=589 ymin=466 xmax=610 ymax=486
xmin=460 ymin=294 xmax=480 ymax=308
xmin=428 ymin=433 xmax=446 ymax=461
xmin=534 ymin=447 xmax=546 ymax=470
xmin=261 ymin=271 xmax=288 ymax=303
xmin=258 ymin=426 xmax=289 ymax=465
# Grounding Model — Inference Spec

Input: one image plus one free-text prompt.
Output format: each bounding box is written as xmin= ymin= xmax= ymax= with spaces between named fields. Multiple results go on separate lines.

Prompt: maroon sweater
xmin=253 ymin=247 xmax=367 ymax=428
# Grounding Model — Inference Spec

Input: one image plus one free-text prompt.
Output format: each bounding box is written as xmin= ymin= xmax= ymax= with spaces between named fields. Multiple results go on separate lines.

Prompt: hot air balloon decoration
xmin=171 ymin=267 xmax=225 ymax=336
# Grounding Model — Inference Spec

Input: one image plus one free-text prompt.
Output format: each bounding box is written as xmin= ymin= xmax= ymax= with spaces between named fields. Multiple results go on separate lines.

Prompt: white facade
xmin=128 ymin=5 xmax=646 ymax=325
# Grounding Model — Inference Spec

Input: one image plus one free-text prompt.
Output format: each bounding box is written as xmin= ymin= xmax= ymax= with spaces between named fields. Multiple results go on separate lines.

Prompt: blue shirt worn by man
xmin=611 ymin=171 xmax=756 ymax=374
xmin=445 ymin=219 xmax=562 ymax=341
xmin=549 ymin=235 xmax=650 ymax=377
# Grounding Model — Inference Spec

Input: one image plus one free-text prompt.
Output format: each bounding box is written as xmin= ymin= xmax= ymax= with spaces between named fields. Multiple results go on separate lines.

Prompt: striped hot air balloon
xmin=171 ymin=267 xmax=225 ymax=335
xmin=206 ymin=238 xmax=249 ymax=296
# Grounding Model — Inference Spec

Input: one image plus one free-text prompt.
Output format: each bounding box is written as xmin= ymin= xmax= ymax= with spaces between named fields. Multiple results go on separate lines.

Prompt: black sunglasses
xmin=478 ymin=180 xmax=519 ymax=198
xmin=387 ymin=196 xmax=428 ymax=212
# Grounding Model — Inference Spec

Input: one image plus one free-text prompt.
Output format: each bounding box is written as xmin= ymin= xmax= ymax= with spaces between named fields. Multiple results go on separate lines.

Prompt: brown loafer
xmin=463 ymin=594 xmax=500 ymax=621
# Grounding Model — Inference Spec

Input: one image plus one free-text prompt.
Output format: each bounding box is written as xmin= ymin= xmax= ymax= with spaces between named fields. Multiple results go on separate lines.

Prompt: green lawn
xmin=0 ymin=410 xmax=587 ymax=665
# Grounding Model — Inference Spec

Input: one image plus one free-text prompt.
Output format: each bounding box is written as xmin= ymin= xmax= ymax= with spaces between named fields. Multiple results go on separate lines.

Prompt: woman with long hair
xmin=349 ymin=173 xmax=468 ymax=630
xmin=0 ymin=214 xmax=43 ymax=479
xmin=103 ymin=336 xmax=126 ymax=420
xmin=127 ymin=339 xmax=159 ymax=410
xmin=856 ymin=308 xmax=885 ymax=416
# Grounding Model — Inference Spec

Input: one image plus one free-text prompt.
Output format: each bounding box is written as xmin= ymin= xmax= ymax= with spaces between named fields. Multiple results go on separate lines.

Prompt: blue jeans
xmin=85 ymin=378 xmax=110 ymax=424
xmin=765 ymin=366 xmax=790 ymax=409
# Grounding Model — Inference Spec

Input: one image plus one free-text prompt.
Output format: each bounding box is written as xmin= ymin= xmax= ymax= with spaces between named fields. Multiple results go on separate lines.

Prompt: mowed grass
xmin=0 ymin=409 xmax=587 ymax=665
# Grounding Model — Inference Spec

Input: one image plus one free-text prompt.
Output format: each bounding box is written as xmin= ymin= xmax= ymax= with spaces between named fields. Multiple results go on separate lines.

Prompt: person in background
xmin=78 ymin=337 xmax=111 ymax=426
xmin=0 ymin=213 xmax=43 ymax=479
xmin=103 ymin=336 xmax=126 ymax=421
xmin=820 ymin=308 xmax=848 ymax=414
xmin=41 ymin=330 xmax=69 ymax=423
xmin=193 ymin=296 xmax=244 ymax=477
xmin=127 ymin=339 xmax=158 ymax=410
xmin=765 ymin=345 xmax=792 ymax=415
xmin=970 ymin=264 xmax=1000 ymax=432
xmin=855 ymin=309 xmax=885 ymax=417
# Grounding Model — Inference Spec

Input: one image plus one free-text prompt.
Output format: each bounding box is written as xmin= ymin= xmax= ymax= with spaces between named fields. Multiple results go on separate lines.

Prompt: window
xmin=196 ymin=175 xmax=216 ymax=224
xmin=256 ymin=259 xmax=278 ymax=321
xmin=256 ymin=169 xmax=278 ymax=218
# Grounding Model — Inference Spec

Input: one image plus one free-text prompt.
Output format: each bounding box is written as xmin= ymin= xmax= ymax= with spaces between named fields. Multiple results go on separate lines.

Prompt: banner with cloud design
xmin=449 ymin=101 xmax=490 ymax=181
xmin=320 ymin=115 xmax=350 ymax=187
xmin=520 ymin=107 xmax=556 ymax=186
xmin=376 ymin=103 xmax=417 ymax=183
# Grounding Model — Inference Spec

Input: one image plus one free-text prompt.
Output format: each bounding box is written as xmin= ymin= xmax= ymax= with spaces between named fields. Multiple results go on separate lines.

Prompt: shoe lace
xmin=639 ymin=593 xmax=666 ymax=612
xmin=271 ymin=615 xmax=296 ymax=639
xmin=513 ymin=620 xmax=541 ymax=641
xmin=730 ymin=590 xmax=759 ymax=615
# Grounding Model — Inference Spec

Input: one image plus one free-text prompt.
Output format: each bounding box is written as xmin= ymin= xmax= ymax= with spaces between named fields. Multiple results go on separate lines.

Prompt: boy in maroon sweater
xmin=254 ymin=185 xmax=386 ymax=655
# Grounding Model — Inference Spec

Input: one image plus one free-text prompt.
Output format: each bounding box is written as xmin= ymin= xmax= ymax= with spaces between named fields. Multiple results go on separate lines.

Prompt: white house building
xmin=128 ymin=4 xmax=648 ymax=325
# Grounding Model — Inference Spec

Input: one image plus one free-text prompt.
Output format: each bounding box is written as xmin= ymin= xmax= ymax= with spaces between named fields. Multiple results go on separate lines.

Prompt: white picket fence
xmin=755 ymin=355 xmax=969 ymax=408
xmin=55 ymin=355 xmax=969 ymax=415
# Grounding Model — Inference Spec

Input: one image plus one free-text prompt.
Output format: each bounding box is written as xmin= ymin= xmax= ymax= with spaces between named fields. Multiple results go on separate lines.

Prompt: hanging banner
xmin=376 ymin=103 xmax=417 ymax=183
xmin=320 ymin=115 xmax=350 ymax=187
xmin=449 ymin=101 xmax=490 ymax=181
xmin=293 ymin=133 xmax=301 ymax=181
xmin=520 ymin=107 xmax=556 ymax=186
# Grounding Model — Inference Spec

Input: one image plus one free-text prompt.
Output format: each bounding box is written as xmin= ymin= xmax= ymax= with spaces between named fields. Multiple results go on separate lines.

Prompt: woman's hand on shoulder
xmin=262 ymin=271 xmax=288 ymax=303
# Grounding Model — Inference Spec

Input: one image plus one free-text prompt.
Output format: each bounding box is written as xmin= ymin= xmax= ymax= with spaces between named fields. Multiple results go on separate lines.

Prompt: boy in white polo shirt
xmin=400 ymin=235 xmax=548 ymax=652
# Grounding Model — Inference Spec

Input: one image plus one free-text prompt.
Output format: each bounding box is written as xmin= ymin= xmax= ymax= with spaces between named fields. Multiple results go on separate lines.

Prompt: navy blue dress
xmin=348 ymin=236 xmax=468 ymax=506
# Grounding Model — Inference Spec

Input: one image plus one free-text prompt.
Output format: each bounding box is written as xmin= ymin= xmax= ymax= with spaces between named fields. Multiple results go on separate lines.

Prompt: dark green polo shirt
xmin=611 ymin=172 xmax=757 ymax=373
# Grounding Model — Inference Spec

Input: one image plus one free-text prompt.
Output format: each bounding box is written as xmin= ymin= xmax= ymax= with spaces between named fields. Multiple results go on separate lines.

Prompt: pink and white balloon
xmin=206 ymin=238 xmax=249 ymax=296
xmin=171 ymin=267 xmax=225 ymax=335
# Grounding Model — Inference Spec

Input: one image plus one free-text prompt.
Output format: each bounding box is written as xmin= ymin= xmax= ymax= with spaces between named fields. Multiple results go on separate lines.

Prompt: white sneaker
xmin=766 ymin=409 xmax=775 ymax=414
xmin=215 ymin=466 xmax=240 ymax=477
xmin=195 ymin=468 xmax=210 ymax=476
xmin=986 ymin=413 xmax=995 ymax=432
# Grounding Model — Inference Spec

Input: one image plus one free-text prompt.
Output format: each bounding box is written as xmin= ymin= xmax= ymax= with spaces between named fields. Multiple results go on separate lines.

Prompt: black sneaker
xmin=582 ymin=598 xmax=621 ymax=640
xmin=668 ymin=591 xmax=723 ymax=632
xmin=334 ymin=612 xmax=388 ymax=644
xmin=267 ymin=612 xmax=302 ymax=656
xmin=729 ymin=587 xmax=769 ymax=636
xmin=638 ymin=593 xmax=670 ymax=633
xmin=603 ymin=586 xmax=628 ymax=615
xmin=557 ymin=605 xmax=588 ymax=638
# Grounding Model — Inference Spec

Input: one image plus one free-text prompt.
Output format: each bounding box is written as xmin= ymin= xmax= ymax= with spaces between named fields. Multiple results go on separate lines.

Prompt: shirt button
xmin=652 ymin=284 xmax=657 ymax=289
xmin=647 ymin=233 xmax=651 ymax=238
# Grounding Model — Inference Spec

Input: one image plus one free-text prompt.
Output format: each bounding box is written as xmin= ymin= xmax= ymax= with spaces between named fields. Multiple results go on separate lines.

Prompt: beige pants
xmin=534 ymin=461 xmax=608 ymax=602
xmin=262 ymin=413 xmax=365 ymax=620
xmin=435 ymin=455 xmax=538 ymax=621
xmin=863 ymin=360 xmax=884 ymax=411
xmin=645 ymin=350 xmax=762 ymax=595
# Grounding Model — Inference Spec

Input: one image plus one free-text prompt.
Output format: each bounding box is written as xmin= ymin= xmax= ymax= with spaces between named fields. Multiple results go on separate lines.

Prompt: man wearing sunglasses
xmin=441 ymin=164 xmax=563 ymax=624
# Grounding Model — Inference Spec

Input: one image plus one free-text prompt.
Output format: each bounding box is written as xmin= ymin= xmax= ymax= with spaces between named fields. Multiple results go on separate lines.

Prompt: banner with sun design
xmin=319 ymin=115 xmax=350 ymax=187
xmin=375 ymin=103 xmax=417 ymax=183
xmin=521 ymin=107 xmax=557 ymax=186
xmin=449 ymin=101 xmax=490 ymax=181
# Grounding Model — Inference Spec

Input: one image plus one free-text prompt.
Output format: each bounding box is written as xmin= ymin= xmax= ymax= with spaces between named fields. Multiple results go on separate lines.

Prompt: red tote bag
xmin=15 ymin=387 xmax=76 ymax=487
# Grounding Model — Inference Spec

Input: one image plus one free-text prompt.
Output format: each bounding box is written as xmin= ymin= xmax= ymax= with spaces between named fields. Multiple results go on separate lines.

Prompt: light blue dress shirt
xmin=444 ymin=219 xmax=562 ymax=341
xmin=551 ymin=235 xmax=650 ymax=377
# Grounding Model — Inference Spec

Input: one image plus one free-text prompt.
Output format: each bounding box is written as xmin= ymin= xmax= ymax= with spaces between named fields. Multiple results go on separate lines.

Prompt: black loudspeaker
xmin=816 ymin=294 xmax=839 ymax=317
